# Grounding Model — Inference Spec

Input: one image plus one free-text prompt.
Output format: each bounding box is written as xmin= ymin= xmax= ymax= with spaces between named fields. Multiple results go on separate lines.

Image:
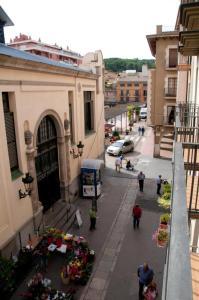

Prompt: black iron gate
xmin=35 ymin=116 xmax=60 ymax=211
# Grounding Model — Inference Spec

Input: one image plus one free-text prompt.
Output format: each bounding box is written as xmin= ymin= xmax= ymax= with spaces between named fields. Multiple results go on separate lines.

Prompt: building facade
xmin=0 ymin=7 xmax=104 ymax=256
xmin=146 ymin=26 xmax=179 ymax=157
xmin=116 ymin=65 xmax=148 ymax=104
xmin=8 ymin=33 xmax=82 ymax=65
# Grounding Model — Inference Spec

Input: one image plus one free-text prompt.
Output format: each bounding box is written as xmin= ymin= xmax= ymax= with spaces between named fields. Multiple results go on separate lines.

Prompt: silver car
xmin=107 ymin=139 xmax=134 ymax=156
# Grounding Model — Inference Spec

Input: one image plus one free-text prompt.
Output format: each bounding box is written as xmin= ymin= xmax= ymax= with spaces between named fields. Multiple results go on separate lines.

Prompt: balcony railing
xmin=175 ymin=104 xmax=199 ymax=216
xmin=161 ymin=142 xmax=192 ymax=300
xmin=164 ymin=88 xmax=177 ymax=97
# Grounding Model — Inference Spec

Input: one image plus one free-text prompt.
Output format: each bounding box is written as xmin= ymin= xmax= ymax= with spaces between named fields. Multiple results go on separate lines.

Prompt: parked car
xmin=106 ymin=139 xmax=134 ymax=156
xmin=139 ymin=107 xmax=147 ymax=120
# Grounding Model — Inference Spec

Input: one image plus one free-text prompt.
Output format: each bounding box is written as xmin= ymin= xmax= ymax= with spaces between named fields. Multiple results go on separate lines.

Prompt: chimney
xmin=156 ymin=25 xmax=162 ymax=34
xmin=0 ymin=6 xmax=14 ymax=44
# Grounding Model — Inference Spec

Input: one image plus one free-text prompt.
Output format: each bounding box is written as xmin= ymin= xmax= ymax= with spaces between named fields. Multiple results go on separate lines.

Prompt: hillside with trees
xmin=104 ymin=58 xmax=155 ymax=73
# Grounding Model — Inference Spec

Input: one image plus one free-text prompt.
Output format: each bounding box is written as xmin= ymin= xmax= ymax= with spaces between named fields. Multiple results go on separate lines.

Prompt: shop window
xmin=84 ymin=91 xmax=94 ymax=135
xmin=2 ymin=92 xmax=19 ymax=172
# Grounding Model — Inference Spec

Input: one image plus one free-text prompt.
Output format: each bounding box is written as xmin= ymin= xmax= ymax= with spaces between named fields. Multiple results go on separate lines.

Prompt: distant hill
xmin=104 ymin=58 xmax=155 ymax=73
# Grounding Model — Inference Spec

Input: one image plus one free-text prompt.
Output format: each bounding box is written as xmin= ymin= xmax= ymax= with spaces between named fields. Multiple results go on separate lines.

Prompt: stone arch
xmin=33 ymin=110 xmax=68 ymax=211
xmin=33 ymin=109 xmax=64 ymax=148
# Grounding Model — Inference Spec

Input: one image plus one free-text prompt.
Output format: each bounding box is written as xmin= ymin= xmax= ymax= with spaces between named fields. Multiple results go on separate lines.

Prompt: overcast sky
xmin=1 ymin=0 xmax=180 ymax=59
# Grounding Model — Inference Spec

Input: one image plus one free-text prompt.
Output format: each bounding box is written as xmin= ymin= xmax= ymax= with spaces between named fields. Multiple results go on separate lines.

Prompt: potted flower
xmin=159 ymin=213 xmax=170 ymax=229
xmin=157 ymin=229 xmax=169 ymax=247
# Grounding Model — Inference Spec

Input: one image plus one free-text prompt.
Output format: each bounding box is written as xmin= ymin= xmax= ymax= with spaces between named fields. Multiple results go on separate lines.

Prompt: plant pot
xmin=159 ymin=223 xmax=168 ymax=230
xmin=157 ymin=239 xmax=167 ymax=248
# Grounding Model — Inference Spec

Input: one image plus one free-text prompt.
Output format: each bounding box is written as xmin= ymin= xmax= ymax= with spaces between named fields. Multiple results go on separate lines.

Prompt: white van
xmin=139 ymin=107 xmax=147 ymax=120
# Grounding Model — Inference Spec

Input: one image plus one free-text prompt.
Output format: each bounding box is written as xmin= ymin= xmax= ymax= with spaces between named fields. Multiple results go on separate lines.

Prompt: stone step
xmin=160 ymin=139 xmax=173 ymax=145
xmin=160 ymin=149 xmax=173 ymax=160
xmin=43 ymin=200 xmax=76 ymax=230
xmin=160 ymin=145 xmax=173 ymax=152
xmin=162 ymin=134 xmax=174 ymax=140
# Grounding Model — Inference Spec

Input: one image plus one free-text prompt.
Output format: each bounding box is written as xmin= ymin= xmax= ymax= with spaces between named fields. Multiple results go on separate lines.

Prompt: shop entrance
xmin=35 ymin=116 xmax=60 ymax=211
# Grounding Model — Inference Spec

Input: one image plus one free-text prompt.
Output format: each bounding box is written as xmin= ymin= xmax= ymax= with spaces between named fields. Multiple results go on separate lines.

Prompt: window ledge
xmin=85 ymin=130 xmax=96 ymax=138
xmin=11 ymin=169 xmax=23 ymax=180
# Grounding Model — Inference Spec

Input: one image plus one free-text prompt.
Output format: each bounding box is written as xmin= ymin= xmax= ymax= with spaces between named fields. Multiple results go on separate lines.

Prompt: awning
xmin=81 ymin=159 xmax=104 ymax=170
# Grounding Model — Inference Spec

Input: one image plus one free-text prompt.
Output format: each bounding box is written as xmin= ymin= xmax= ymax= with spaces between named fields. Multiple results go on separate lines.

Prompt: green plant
xmin=127 ymin=105 xmax=134 ymax=122
xmin=0 ymin=255 xmax=16 ymax=297
xmin=160 ymin=213 xmax=170 ymax=224
xmin=158 ymin=197 xmax=171 ymax=209
xmin=157 ymin=229 xmax=169 ymax=242
xmin=161 ymin=192 xmax=171 ymax=201
xmin=112 ymin=130 xmax=120 ymax=137
xmin=134 ymin=105 xmax=141 ymax=115
xmin=163 ymin=183 xmax=171 ymax=194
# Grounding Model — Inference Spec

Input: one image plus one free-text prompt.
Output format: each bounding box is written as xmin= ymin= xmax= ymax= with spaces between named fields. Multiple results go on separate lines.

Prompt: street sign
xmin=75 ymin=209 xmax=83 ymax=227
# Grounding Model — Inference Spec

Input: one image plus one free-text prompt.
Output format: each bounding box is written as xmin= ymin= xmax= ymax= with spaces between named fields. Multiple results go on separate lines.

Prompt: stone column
xmin=57 ymin=136 xmax=68 ymax=202
xmin=25 ymin=130 xmax=42 ymax=215
xmin=65 ymin=132 xmax=71 ymax=202
xmin=154 ymin=126 xmax=161 ymax=157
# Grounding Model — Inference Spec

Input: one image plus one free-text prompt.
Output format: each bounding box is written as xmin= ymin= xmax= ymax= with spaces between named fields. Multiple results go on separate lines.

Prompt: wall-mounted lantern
xmin=19 ymin=173 xmax=34 ymax=199
xmin=70 ymin=141 xmax=84 ymax=159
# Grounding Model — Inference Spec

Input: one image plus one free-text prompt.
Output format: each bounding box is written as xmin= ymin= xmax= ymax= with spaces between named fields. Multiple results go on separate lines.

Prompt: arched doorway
xmin=35 ymin=116 xmax=61 ymax=211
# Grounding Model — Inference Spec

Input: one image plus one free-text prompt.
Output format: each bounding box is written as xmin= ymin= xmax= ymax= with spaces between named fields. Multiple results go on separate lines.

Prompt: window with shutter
xmin=2 ymin=92 xmax=19 ymax=171
xmin=84 ymin=91 xmax=94 ymax=134
xmin=169 ymin=49 xmax=177 ymax=68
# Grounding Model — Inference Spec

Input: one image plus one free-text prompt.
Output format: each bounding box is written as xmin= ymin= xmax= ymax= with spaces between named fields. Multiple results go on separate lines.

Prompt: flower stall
xmin=43 ymin=228 xmax=95 ymax=285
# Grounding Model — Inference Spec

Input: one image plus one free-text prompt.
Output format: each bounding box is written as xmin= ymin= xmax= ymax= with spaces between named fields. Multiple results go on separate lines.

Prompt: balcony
xmin=179 ymin=30 xmax=199 ymax=55
xmin=164 ymin=87 xmax=177 ymax=98
xmin=180 ymin=1 xmax=199 ymax=31
xmin=161 ymin=103 xmax=199 ymax=299
xmin=162 ymin=142 xmax=192 ymax=299
xmin=179 ymin=1 xmax=199 ymax=55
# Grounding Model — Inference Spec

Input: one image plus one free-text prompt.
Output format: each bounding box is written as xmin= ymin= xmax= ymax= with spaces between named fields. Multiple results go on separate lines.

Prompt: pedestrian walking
xmin=132 ymin=204 xmax=142 ymax=229
xmin=115 ymin=156 xmax=122 ymax=172
xmin=141 ymin=126 xmax=145 ymax=136
xmin=138 ymin=126 xmax=142 ymax=136
xmin=89 ymin=207 xmax=97 ymax=230
xmin=137 ymin=263 xmax=154 ymax=300
xmin=137 ymin=171 xmax=145 ymax=192
xmin=156 ymin=175 xmax=162 ymax=195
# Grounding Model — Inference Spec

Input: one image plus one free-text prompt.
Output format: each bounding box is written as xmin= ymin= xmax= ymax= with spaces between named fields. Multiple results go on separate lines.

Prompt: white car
xmin=107 ymin=139 xmax=134 ymax=156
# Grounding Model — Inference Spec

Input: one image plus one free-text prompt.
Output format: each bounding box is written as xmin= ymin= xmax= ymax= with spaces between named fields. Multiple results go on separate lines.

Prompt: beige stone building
xmin=0 ymin=7 xmax=104 ymax=255
xmin=116 ymin=65 xmax=148 ymax=104
xmin=146 ymin=26 xmax=178 ymax=157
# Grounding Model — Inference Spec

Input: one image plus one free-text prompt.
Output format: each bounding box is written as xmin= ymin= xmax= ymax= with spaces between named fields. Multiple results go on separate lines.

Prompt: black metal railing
xmin=175 ymin=104 xmax=199 ymax=215
xmin=164 ymin=88 xmax=177 ymax=97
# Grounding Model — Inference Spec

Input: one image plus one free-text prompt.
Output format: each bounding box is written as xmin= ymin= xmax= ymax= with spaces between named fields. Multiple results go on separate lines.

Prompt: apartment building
xmin=0 ymin=7 xmax=104 ymax=256
xmin=8 ymin=33 xmax=82 ymax=65
xmin=116 ymin=65 xmax=148 ymax=104
xmin=146 ymin=26 xmax=178 ymax=157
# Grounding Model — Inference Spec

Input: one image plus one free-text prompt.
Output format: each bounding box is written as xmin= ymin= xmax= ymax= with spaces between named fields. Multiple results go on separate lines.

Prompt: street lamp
xmin=19 ymin=173 xmax=34 ymax=199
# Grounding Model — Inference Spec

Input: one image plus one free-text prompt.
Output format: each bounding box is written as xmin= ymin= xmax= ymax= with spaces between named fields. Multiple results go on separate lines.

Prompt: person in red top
xmin=132 ymin=204 xmax=142 ymax=229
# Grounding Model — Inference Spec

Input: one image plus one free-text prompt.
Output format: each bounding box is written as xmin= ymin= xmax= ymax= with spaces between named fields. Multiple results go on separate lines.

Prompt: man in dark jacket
xmin=137 ymin=263 xmax=154 ymax=300
xmin=132 ymin=204 xmax=142 ymax=229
